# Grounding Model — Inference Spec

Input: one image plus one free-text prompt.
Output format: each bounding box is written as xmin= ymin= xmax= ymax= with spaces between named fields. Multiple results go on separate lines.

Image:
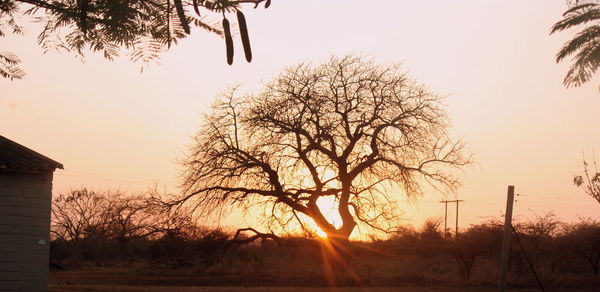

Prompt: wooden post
xmin=498 ymin=185 xmax=515 ymax=292
xmin=455 ymin=200 xmax=463 ymax=236
xmin=444 ymin=201 xmax=448 ymax=238
xmin=455 ymin=200 xmax=459 ymax=235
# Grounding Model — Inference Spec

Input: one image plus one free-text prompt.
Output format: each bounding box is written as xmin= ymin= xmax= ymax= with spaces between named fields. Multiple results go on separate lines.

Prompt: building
xmin=0 ymin=135 xmax=63 ymax=292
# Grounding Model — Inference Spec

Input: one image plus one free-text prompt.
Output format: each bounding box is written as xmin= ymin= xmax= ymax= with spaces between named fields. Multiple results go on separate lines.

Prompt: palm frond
xmin=556 ymin=25 xmax=600 ymax=62
xmin=129 ymin=35 xmax=164 ymax=71
xmin=0 ymin=51 xmax=25 ymax=80
xmin=551 ymin=4 xmax=600 ymax=34
xmin=563 ymin=3 xmax=598 ymax=16
xmin=0 ymin=1 xmax=23 ymax=38
xmin=563 ymin=40 xmax=600 ymax=87
xmin=192 ymin=17 xmax=223 ymax=36
xmin=0 ymin=51 xmax=20 ymax=65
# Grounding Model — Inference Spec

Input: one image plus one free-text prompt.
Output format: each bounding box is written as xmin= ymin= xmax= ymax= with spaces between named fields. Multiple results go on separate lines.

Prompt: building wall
xmin=0 ymin=172 xmax=53 ymax=292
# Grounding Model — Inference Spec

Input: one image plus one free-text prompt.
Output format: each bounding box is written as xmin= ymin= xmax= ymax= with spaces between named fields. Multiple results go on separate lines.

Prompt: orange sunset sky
xmin=1 ymin=0 xmax=599 ymax=233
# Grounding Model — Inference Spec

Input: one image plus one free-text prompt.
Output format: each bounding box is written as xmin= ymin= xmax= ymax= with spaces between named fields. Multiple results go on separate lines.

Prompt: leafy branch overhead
xmin=0 ymin=0 xmax=271 ymax=79
xmin=551 ymin=1 xmax=600 ymax=88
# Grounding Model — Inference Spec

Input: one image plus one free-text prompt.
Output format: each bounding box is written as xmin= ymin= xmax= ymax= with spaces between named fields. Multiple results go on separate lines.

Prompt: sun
xmin=314 ymin=196 xmax=343 ymax=238
xmin=316 ymin=229 xmax=328 ymax=238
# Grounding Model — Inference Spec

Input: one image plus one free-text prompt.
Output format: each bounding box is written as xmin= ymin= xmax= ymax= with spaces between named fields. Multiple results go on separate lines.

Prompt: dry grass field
xmin=48 ymin=267 xmax=599 ymax=292
xmin=48 ymin=284 xmax=599 ymax=292
xmin=47 ymin=216 xmax=600 ymax=292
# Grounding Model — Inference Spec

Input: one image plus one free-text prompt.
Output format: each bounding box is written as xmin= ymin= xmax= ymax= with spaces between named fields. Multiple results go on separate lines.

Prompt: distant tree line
xmin=51 ymin=189 xmax=224 ymax=267
xmin=50 ymin=188 xmax=600 ymax=288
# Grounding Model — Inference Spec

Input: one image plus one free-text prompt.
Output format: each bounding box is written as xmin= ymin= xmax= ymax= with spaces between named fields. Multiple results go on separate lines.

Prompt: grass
xmin=48 ymin=266 xmax=600 ymax=292
xmin=49 ymin=285 xmax=598 ymax=292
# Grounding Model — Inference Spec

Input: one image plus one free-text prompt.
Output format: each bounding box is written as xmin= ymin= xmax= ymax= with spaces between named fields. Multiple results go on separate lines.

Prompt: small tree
xmin=51 ymin=189 xmax=112 ymax=244
xmin=517 ymin=212 xmax=561 ymax=266
xmin=574 ymin=156 xmax=600 ymax=204
xmin=52 ymin=188 xmax=193 ymax=263
xmin=178 ymin=55 xmax=471 ymax=249
xmin=560 ymin=218 xmax=600 ymax=276
xmin=51 ymin=189 xmax=114 ymax=265
xmin=448 ymin=223 xmax=502 ymax=282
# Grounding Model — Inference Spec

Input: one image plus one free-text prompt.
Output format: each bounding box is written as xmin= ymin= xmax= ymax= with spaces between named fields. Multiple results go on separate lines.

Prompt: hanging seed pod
xmin=166 ymin=0 xmax=171 ymax=48
xmin=223 ymin=18 xmax=234 ymax=65
xmin=78 ymin=0 xmax=89 ymax=32
xmin=237 ymin=11 xmax=252 ymax=62
xmin=174 ymin=0 xmax=190 ymax=34
xmin=265 ymin=0 xmax=271 ymax=9
xmin=193 ymin=0 xmax=201 ymax=16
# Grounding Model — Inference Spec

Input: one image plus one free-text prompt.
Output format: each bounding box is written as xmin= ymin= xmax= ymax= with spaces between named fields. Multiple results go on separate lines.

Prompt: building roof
xmin=0 ymin=135 xmax=63 ymax=173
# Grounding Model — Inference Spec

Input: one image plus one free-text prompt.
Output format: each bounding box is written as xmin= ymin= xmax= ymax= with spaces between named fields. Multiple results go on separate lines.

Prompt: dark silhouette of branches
xmin=51 ymin=189 xmax=112 ymax=243
xmin=0 ymin=51 xmax=24 ymax=79
xmin=51 ymin=188 xmax=196 ymax=264
xmin=574 ymin=155 xmax=600 ymax=204
xmin=1 ymin=0 xmax=272 ymax=78
xmin=560 ymin=218 xmax=600 ymax=276
xmin=551 ymin=1 xmax=600 ymax=87
xmin=448 ymin=222 xmax=502 ymax=282
xmin=178 ymin=55 xmax=471 ymax=247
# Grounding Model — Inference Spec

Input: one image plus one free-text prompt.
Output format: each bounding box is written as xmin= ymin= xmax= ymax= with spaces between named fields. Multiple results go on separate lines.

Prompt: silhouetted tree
xmin=560 ymin=218 xmax=600 ymax=276
xmin=52 ymin=188 xmax=194 ymax=263
xmin=419 ymin=217 xmax=444 ymax=242
xmin=177 ymin=55 xmax=471 ymax=249
xmin=51 ymin=189 xmax=114 ymax=265
xmin=0 ymin=0 xmax=272 ymax=78
xmin=51 ymin=189 xmax=112 ymax=244
xmin=511 ymin=212 xmax=562 ymax=282
xmin=574 ymin=156 xmax=600 ymax=204
xmin=551 ymin=1 xmax=600 ymax=87
xmin=448 ymin=222 xmax=503 ymax=281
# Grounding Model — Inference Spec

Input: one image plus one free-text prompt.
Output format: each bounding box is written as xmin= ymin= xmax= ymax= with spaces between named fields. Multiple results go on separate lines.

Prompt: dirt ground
xmin=48 ymin=285 xmax=599 ymax=292
xmin=48 ymin=267 xmax=599 ymax=292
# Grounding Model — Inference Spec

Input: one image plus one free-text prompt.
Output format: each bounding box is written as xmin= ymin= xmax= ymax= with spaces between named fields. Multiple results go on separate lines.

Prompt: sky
xmin=1 ymin=0 xmax=599 ymax=234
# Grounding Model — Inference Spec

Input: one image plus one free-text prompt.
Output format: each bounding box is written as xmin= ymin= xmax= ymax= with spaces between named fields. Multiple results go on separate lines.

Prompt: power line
xmin=439 ymin=199 xmax=463 ymax=238
xmin=517 ymin=193 xmax=561 ymax=200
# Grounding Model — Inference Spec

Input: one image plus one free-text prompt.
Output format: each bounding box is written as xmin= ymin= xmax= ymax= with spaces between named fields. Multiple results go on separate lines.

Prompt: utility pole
xmin=442 ymin=200 xmax=448 ymax=238
xmin=498 ymin=186 xmax=515 ymax=292
xmin=455 ymin=200 xmax=463 ymax=235
xmin=439 ymin=199 xmax=463 ymax=238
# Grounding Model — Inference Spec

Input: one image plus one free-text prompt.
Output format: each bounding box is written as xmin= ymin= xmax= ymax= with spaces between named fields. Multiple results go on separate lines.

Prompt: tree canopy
xmin=177 ymin=56 xmax=471 ymax=245
xmin=1 ymin=0 xmax=271 ymax=79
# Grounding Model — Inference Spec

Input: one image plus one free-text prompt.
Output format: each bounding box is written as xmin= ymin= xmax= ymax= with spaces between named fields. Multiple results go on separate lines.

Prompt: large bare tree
xmin=178 ymin=56 xmax=470 ymax=246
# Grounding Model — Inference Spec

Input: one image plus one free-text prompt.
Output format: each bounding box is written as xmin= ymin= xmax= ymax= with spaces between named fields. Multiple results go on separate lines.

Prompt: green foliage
xmin=551 ymin=2 xmax=600 ymax=87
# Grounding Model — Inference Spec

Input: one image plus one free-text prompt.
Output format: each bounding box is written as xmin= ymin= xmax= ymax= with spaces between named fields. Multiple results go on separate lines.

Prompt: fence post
xmin=498 ymin=185 xmax=515 ymax=292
